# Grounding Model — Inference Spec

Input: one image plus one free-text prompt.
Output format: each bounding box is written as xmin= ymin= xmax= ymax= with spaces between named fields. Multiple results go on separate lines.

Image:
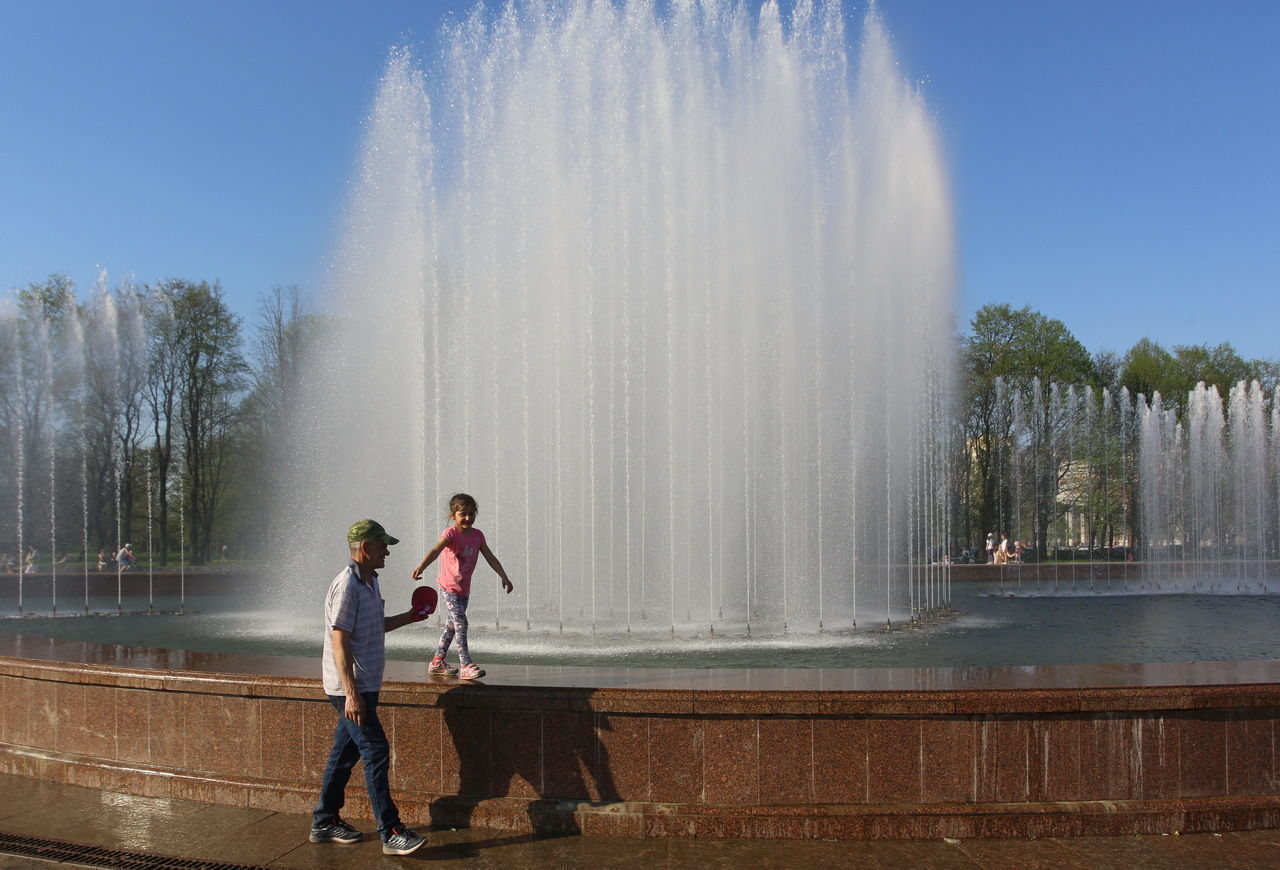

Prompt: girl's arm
xmin=480 ymin=542 xmax=514 ymax=594
xmin=411 ymin=536 xmax=449 ymax=581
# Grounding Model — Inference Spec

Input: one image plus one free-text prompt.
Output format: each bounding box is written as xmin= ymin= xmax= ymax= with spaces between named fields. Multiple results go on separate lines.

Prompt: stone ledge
xmin=5 ymin=634 xmax=1280 ymax=839
xmin=6 ymin=742 xmax=1280 ymax=840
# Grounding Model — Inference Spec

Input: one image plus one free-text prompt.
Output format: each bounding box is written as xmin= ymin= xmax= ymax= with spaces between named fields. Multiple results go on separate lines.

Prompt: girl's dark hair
xmin=449 ymin=493 xmax=478 ymax=516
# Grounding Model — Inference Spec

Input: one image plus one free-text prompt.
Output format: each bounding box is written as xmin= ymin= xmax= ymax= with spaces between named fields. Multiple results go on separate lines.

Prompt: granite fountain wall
xmin=4 ymin=636 xmax=1280 ymax=839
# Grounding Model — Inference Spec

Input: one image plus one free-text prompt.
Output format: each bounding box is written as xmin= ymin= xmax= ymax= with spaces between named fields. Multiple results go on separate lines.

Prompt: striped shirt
xmin=321 ymin=561 xmax=386 ymax=695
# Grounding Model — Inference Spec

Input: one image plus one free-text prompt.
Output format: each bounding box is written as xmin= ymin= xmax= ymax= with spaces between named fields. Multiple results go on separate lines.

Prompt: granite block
xmin=442 ymin=707 xmax=492 ymax=797
xmin=1272 ymin=716 xmax=1279 ymax=792
xmin=649 ymin=716 xmax=704 ymax=804
xmin=259 ymin=698 xmax=311 ymax=784
xmin=1137 ymin=714 xmax=1179 ymax=800
xmin=596 ymin=713 xmax=649 ymax=802
xmin=489 ymin=709 xmax=542 ymax=797
xmin=921 ymin=716 xmax=975 ymax=804
xmin=992 ymin=716 xmax=1033 ymax=803
xmin=148 ymin=690 xmax=186 ymax=768
xmin=61 ymin=761 xmax=120 ymax=793
xmin=1081 ymin=713 xmax=1137 ymax=800
xmin=974 ymin=717 xmax=999 ymax=803
xmin=171 ymin=776 xmax=251 ymax=808
xmin=542 ymin=710 xmax=599 ymax=799
xmin=1038 ymin=715 xmax=1083 ymax=801
xmin=758 ymin=717 xmax=813 ymax=805
xmin=181 ymin=693 xmax=261 ymax=777
xmin=0 ymin=676 xmax=11 ymax=743
xmin=132 ymin=769 xmax=175 ymax=799
xmin=302 ymin=697 xmax=336 ymax=782
xmin=387 ymin=703 xmax=443 ymax=795
xmin=812 ymin=717 xmax=868 ymax=804
xmin=52 ymin=681 xmax=86 ymax=755
xmin=61 ymin=760 xmax=165 ymax=798
xmin=115 ymin=687 xmax=152 ymax=764
xmin=247 ymin=784 xmax=315 ymax=816
xmin=0 ymin=751 xmax=42 ymax=780
xmin=80 ymin=683 xmax=118 ymax=759
xmin=3 ymin=677 xmax=36 ymax=748
xmin=1227 ymin=710 xmax=1272 ymax=796
xmin=586 ymin=696 xmax=697 ymax=715
xmin=702 ymin=717 xmax=759 ymax=805
xmin=867 ymin=717 xmax=921 ymax=804
xmin=576 ymin=808 xmax=645 ymax=838
xmin=1179 ymin=710 xmax=1228 ymax=798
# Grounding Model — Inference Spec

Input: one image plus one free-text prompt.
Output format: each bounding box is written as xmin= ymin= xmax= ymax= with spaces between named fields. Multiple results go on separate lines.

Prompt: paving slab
xmin=6 ymin=774 xmax=1280 ymax=869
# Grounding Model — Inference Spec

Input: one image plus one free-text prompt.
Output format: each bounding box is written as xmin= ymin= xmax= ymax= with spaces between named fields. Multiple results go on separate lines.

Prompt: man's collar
xmin=347 ymin=558 xmax=377 ymax=585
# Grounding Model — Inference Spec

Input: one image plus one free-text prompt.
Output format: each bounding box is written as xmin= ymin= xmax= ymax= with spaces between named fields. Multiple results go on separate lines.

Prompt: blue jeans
xmin=312 ymin=692 xmax=401 ymax=839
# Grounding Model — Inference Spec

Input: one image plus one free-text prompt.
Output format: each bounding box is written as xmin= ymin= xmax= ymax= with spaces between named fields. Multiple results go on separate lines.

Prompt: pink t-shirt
xmin=436 ymin=526 xmax=485 ymax=595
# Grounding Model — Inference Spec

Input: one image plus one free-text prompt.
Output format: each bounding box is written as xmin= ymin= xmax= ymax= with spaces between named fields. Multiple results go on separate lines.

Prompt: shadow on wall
xmin=431 ymin=686 xmax=621 ymax=835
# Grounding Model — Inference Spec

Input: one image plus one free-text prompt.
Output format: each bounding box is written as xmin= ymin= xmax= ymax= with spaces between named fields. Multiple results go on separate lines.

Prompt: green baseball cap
xmin=346 ymin=519 xmax=400 ymax=546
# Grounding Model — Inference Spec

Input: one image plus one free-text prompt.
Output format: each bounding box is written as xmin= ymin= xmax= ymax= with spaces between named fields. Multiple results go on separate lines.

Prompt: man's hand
xmin=343 ymin=693 xmax=365 ymax=726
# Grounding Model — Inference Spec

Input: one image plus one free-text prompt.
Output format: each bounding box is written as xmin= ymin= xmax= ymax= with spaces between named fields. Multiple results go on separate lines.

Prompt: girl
xmin=411 ymin=493 xmax=514 ymax=680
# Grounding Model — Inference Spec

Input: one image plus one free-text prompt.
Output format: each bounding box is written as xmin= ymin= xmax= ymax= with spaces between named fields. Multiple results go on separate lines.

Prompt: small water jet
xmin=1139 ymin=380 xmax=1279 ymax=591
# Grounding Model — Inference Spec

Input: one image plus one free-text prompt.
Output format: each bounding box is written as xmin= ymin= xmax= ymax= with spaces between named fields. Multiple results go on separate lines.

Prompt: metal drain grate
xmin=0 ymin=832 xmax=268 ymax=869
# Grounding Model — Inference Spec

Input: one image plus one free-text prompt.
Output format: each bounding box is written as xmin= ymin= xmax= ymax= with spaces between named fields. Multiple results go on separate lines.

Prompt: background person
xmin=115 ymin=543 xmax=137 ymax=570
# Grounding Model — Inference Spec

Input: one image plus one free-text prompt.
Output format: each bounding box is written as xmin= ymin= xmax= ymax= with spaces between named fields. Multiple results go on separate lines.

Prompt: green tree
xmin=1118 ymin=338 xmax=1175 ymax=404
xmin=143 ymin=283 xmax=182 ymax=564
xmin=1121 ymin=338 xmax=1268 ymax=415
xmin=1092 ymin=349 xmax=1122 ymax=393
xmin=226 ymin=286 xmax=319 ymax=559
xmin=961 ymin=304 xmax=1096 ymax=558
xmin=165 ymin=281 xmax=247 ymax=564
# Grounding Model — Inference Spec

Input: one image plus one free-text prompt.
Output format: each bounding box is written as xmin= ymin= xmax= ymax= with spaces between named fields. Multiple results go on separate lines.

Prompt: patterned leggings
xmin=434 ymin=592 xmax=472 ymax=666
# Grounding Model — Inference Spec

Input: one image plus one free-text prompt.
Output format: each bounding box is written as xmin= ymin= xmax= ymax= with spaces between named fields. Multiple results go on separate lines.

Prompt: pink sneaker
xmin=428 ymin=656 xmax=458 ymax=676
xmin=458 ymin=663 xmax=486 ymax=680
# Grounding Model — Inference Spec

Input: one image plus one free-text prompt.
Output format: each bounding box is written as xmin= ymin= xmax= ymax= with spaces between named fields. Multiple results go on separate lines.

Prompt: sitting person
xmin=97 ymin=550 xmax=111 ymax=570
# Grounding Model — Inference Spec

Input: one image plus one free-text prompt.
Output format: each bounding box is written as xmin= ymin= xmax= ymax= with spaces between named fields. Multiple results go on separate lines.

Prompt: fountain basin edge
xmin=3 ymin=633 xmax=1280 ymax=839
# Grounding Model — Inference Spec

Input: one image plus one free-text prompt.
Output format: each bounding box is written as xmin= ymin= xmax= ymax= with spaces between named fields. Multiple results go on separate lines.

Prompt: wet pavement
xmin=3 ymin=775 xmax=1280 ymax=868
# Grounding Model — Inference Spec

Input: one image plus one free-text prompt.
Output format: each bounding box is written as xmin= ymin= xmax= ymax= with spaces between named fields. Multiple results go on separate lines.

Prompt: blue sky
xmin=2 ymin=0 xmax=1277 ymax=360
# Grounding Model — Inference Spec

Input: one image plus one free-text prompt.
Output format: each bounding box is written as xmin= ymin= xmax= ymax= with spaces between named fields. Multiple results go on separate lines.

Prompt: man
xmin=116 ymin=543 xmax=136 ymax=570
xmin=310 ymin=519 xmax=429 ymax=856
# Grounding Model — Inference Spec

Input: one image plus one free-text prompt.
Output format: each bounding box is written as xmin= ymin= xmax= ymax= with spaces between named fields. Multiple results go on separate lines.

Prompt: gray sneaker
xmin=310 ymin=815 xmax=362 ymax=844
xmin=382 ymin=826 xmax=427 ymax=855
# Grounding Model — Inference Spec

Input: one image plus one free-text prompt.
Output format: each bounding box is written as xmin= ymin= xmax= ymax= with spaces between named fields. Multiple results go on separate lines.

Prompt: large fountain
xmin=281 ymin=0 xmax=956 ymax=639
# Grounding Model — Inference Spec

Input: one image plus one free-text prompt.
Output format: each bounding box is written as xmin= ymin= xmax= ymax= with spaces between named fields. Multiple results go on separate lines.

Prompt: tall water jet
xmin=8 ymin=310 xmax=27 ymax=613
xmin=41 ymin=321 xmax=56 ymax=612
xmin=1139 ymin=381 xmax=1279 ymax=590
xmin=282 ymin=0 xmax=956 ymax=639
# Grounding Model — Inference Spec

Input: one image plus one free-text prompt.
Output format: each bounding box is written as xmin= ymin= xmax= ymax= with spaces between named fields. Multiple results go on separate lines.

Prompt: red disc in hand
xmin=411 ymin=585 xmax=438 ymax=618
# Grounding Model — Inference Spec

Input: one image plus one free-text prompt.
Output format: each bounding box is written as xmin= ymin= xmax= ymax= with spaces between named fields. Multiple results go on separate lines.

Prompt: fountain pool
xmin=5 ymin=580 xmax=1279 ymax=670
